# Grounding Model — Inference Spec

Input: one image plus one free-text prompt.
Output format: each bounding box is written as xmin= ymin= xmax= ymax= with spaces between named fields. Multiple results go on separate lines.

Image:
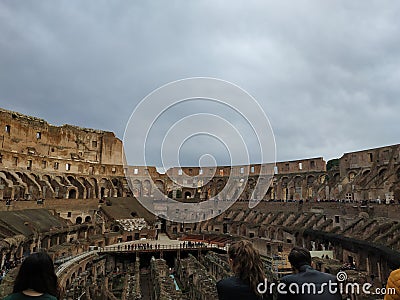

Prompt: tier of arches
xmin=0 ymin=170 xmax=128 ymax=200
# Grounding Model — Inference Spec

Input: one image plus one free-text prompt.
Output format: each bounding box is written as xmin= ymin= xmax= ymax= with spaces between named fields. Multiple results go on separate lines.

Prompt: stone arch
xmin=216 ymin=179 xmax=226 ymax=193
xmin=294 ymin=175 xmax=303 ymax=186
xmin=16 ymin=171 xmax=41 ymax=199
xmin=90 ymin=178 xmax=99 ymax=198
xmin=276 ymin=228 xmax=284 ymax=241
xmin=131 ymin=179 xmax=141 ymax=197
xmin=281 ymin=176 xmax=289 ymax=200
xmin=51 ymin=176 xmax=67 ymax=198
xmin=307 ymin=175 xmax=315 ymax=185
xmin=293 ymin=176 xmax=303 ymax=200
xmin=362 ymin=169 xmax=371 ymax=176
xmin=68 ymin=188 xmax=77 ymax=199
xmin=348 ymin=171 xmax=356 ymax=181
xmin=99 ymin=178 xmax=114 ymax=198
xmin=204 ymin=181 xmax=215 ymax=199
xmin=281 ymin=176 xmax=289 ymax=187
xmin=56 ymin=175 xmax=68 ymax=185
xmin=79 ymin=177 xmax=94 ymax=199
xmin=155 ymin=180 xmax=164 ymax=195
xmin=0 ymin=171 xmax=15 ymax=199
xmin=142 ymin=180 xmax=151 ymax=197
xmin=111 ymin=178 xmax=123 ymax=197
xmin=32 ymin=173 xmax=54 ymax=198
xmin=333 ymin=173 xmax=340 ymax=182
xmin=378 ymin=168 xmax=387 ymax=177
xmin=76 ymin=217 xmax=82 ymax=224
xmin=40 ymin=174 xmax=55 ymax=198
xmin=184 ymin=191 xmax=192 ymax=199
xmin=358 ymin=212 xmax=369 ymax=219
xmin=67 ymin=176 xmax=85 ymax=199
xmin=85 ymin=216 xmax=91 ymax=223
xmin=43 ymin=174 xmax=52 ymax=182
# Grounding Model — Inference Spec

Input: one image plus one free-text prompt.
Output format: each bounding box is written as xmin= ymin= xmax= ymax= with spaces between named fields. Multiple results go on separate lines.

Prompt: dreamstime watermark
xmin=257 ymin=271 xmax=396 ymax=296
xmin=123 ymin=77 xmax=276 ymax=223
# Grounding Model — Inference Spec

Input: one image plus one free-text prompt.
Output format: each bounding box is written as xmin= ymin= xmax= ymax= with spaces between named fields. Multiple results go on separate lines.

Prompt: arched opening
xmin=281 ymin=177 xmax=289 ymax=187
xmin=80 ymin=177 xmax=93 ymax=199
xmin=379 ymin=168 xmax=387 ymax=177
xmin=143 ymin=180 xmax=151 ymax=197
xmin=68 ymin=189 xmax=77 ymax=199
xmin=155 ymin=180 xmax=164 ymax=195
xmin=216 ymin=179 xmax=225 ymax=193
xmin=348 ymin=172 xmax=356 ymax=181
xmin=294 ymin=176 xmax=303 ymax=200
xmin=184 ymin=191 xmax=192 ymax=199
xmin=307 ymin=175 xmax=315 ymax=186
xmin=67 ymin=176 xmax=85 ymax=199
xmin=85 ymin=216 xmax=91 ymax=223
xmin=90 ymin=178 xmax=99 ymax=198
xmin=100 ymin=178 xmax=113 ymax=197
xmin=333 ymin=173 xmax=340 ymax=182
xmin=362 ymin=169 xmax=370 ymax=176
xmin=76 ymin=217 xmax=82 ymax=224
xmin=159 ymin=216 xmax=167 ymax=233
xmin=113 ymin=225 xmax=120 ymax=232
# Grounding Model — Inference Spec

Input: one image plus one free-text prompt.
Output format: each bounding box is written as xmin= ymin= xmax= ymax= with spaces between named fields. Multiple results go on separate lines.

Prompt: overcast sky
xmin=1 ymin=1 xmax=399 ymax=167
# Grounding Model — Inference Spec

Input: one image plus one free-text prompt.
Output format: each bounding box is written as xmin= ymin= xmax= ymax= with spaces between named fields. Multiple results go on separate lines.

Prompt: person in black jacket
xmin=277 ymin=246 xmax=341 ymax=300
xmin=217 ymin=240 xmax=272 ymax=300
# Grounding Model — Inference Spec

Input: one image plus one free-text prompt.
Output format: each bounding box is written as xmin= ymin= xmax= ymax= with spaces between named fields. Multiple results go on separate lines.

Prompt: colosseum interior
xmin=0 ymin=107 xmax=400 ymax=300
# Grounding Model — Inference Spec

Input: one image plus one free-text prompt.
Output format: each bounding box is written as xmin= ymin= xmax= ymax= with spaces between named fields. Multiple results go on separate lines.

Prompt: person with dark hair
xmin=3 ymin=252 xmax=59 ymax=300
xmin=277 ymin=246 xmax=341 ymax=300
xmin=217 ymin=240 xmax=271 ymax=300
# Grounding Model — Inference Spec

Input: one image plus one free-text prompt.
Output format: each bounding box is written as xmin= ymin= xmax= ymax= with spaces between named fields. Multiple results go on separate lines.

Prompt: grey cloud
xmin=1 ymin=0 xmax=400 ymax=165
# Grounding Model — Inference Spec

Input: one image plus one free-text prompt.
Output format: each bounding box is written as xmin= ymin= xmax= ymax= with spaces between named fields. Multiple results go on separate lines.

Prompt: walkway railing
xmin=56 ymin=251 xmax=97 ymax=277
xmin=98 ymin=243 xmax=227 ymax=252
xmin=56 ymin=242 xmax=227 ymax=277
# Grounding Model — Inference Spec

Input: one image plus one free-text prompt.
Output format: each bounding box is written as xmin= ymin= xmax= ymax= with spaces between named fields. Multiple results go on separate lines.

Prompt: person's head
xmin=13 ymin=252 xmax=58 ymax=297
xmin=288 ymin=246 xmax=312 ymax=272
xmin=228 ymin=240 xmax=265 ymax=296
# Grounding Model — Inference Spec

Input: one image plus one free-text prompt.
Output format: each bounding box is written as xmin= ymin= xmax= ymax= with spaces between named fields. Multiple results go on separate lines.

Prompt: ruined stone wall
xmin=0 ymin=108 xmax=123 ymax=170
xmin=0 ymin=108 xmax=129 ymax=200
xmin=150 ymin=258 xmax=183 ymax=299
xmin=276 ymin=157 xmax=326 ymax=174
xmin=175 ymin=254 xmax=218 ymax=299
xmin=1 ymin=107 xmax=399 ymax=204
xmin=337 ymin=144 xmax=400 ymax=202
xmin=191 ymin=201 xmax=400 ymax=286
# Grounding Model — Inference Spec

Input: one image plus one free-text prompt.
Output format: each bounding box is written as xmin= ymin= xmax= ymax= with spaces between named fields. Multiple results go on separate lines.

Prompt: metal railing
xmin=98 ymin=243 xmax=227 ymax=252
xmin=56 ymin=242 xmax=227 ymax=277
